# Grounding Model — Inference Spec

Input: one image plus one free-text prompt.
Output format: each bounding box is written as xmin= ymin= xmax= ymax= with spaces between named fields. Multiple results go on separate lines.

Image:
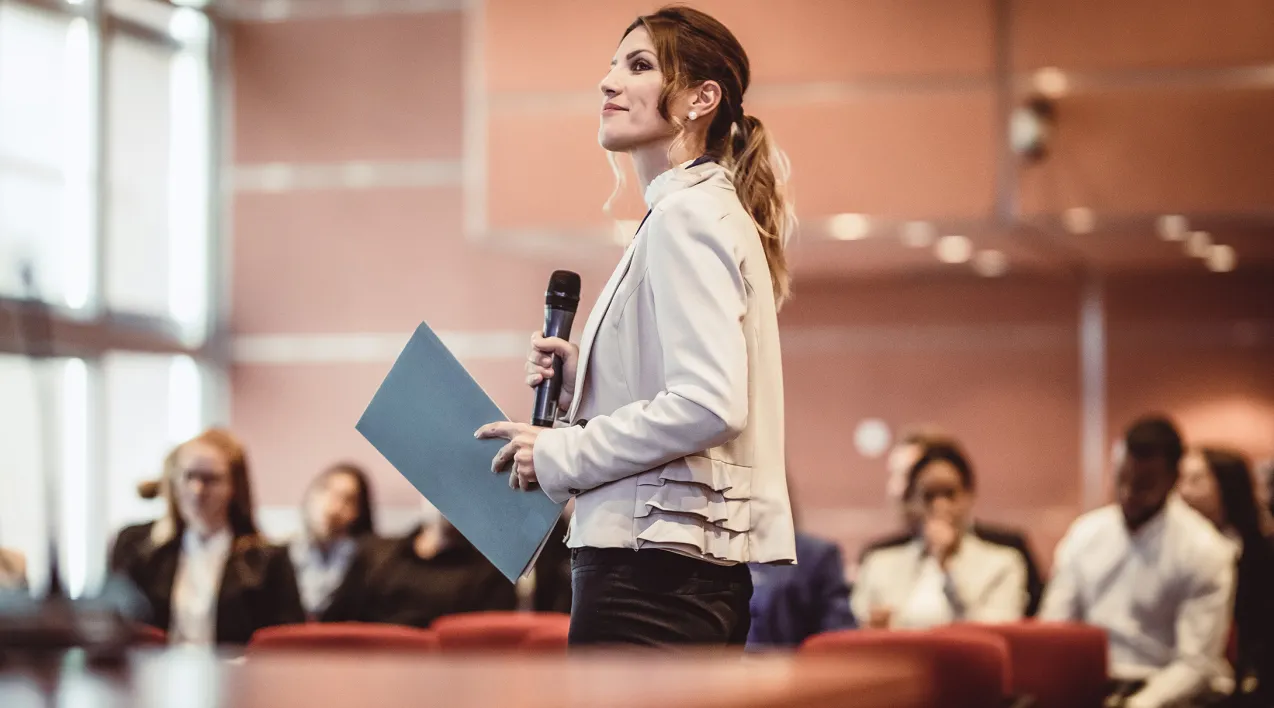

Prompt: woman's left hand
xmin=475 ymin=422 xmax=544 ymax=491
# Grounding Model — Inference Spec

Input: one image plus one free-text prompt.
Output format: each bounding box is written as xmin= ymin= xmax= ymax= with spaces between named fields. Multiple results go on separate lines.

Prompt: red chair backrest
xmin=247 ymin=623 xmax=440 ymax=654
xmin=431 ymin=612 xmax=570 ymax=652
xmin=802 ymin=629 xmax=1009 ymax=708
xmin=944 ymin=622 xmax=1108 ymax=708
xmin=132 ymin=624 xmax=168 ymax=646
xmin=519 ymin=622 xmax=571 ymax=654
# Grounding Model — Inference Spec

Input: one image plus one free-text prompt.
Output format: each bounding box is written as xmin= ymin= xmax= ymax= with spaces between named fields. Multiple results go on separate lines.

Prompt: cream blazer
xmin=533 ymin=159 xmax=796 ymax=565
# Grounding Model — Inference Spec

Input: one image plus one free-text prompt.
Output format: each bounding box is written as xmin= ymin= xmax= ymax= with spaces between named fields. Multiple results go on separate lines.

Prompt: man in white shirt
xmin=1041 ymin=417 xmax=1236 ymax=708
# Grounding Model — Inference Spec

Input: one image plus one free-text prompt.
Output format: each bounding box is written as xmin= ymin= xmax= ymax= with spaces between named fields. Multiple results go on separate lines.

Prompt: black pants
xmin=567 ymin=547 xmax=753 ymax=648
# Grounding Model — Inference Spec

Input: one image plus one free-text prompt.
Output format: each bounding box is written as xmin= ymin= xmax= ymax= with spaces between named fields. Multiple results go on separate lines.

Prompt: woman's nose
xmin=599 ymin=70 xmax=619 ymax=98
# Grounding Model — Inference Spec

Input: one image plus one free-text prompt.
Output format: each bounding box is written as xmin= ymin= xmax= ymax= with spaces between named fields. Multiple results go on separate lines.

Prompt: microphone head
xmin=545 ymin=270 xmax=581 ymax=311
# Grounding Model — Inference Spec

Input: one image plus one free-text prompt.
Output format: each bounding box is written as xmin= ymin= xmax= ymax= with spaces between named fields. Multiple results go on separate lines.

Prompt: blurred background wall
xmin=2 ymin=0 xmax=1272 ymax=593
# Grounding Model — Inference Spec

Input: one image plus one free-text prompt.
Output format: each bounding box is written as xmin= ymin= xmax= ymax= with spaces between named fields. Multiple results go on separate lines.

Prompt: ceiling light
xmin=1032 ymin=67 xmax=1069 ymax=98
xmin=1063 ymin=207 xmax=1096 ymax=234
xmin=1206 ymin=244 xmax=1236 ymax=273
xmin=1186 ymin=231 xmax=1212 ymax=258
xmin=829 ymin=213 xmax=870 ymax=241
xmin=900 ymin=221 xmax=937 ymax=249
xmin=935 ymin=235 xmax=973 ymax=264
xmin=1157 ymin=215 xmax=1188 ymax=241
xmin=973 ymin=249 xmax=1010 ymax=277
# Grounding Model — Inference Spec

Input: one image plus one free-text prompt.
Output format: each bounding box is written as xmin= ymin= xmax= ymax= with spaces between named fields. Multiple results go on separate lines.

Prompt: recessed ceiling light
xmin=973 ymin=249 xmax=1010 ymax=277
xmin=828 ymin=213 xmax=870 ymax=241
xmin=935 ymin=235 xmax=973 ymax=264
xmin=1157 ymin=215 xmax=1188 ymax=241
xmin=1186 ymin=231 xmax=1213 ymax=258
xmin=1063 ymin=207 xmax=1096 ymax=234
xmin=900 ymin=221 xmax=937 ymax=248
xmin=1206 ymin=244 xmax=1236 ymax=273
xmin=1032 ymin=67 xmax=1069 ymax=98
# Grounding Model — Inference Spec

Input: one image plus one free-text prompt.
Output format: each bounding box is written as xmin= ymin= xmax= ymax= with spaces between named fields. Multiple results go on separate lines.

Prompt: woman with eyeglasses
xmin=122 ymin=428 xmax=305 ymax=645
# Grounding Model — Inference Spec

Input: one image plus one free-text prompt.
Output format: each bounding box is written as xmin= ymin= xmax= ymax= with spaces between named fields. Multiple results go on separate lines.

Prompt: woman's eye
xmin=632 ymin=60 xmax=652 ymax=71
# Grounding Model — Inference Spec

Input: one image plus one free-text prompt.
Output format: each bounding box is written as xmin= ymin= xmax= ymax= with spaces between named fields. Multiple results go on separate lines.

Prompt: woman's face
xmin=909 ymin=460 xmax=972 ymax=528
xmin=1179 ymin=451 xmax=1225 ymax=528
xmin=598 ymin=26 xmax=678 ymax=152
xmin=305 ymin=471 xmax=362 ymax=541
xmin=174 ymin=440 xmax=233 ymax=531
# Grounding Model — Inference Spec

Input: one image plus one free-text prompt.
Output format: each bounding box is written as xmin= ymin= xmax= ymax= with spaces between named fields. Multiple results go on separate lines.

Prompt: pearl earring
xmin=688 ymin=110 xmax=698 ymax=121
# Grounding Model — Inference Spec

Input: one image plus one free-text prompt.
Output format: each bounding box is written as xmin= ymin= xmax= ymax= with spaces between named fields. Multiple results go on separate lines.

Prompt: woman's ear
xmin=687 ymin=80 xmax=723 ymax=121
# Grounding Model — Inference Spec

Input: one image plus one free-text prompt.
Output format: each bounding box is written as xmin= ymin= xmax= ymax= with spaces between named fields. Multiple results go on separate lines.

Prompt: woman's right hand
xmin=525 ymin=331 xmax=580 ymax=414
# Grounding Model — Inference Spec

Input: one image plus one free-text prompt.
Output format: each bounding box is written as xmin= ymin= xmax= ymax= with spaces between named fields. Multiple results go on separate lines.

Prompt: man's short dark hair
xmin=1124 ymin=416 xmax=1185 ymax=472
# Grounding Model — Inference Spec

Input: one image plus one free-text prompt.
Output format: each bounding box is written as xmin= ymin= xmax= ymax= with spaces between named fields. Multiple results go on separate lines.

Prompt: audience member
xmin=1179 ymin=447 xmax=1274 ymax=705
xmin=1041 ymin=416 xmax=1235 ymax=708
xmin=531 ymin=514 xmax=572 ymax=614
xmin=289 ymin=463 xmax=379 ymax=622
xmin=863 ymin=432 xmax=1044 ymax=616
xmin=122 ymin=428 xmax=305 ymax=645
xmin=853 ymin=441 xmax=1028 ymax=629
xmin=748 ymin=530 xmax=854 ymax=648
xmin=351 ymin=501 xmax=516 ymax=628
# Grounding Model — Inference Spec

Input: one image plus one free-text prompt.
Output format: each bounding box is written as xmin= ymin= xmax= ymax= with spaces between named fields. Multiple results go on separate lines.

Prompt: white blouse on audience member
xmin=1040 ymin=497 xmax=1235 ymax=708
xmin=169 ymin=528 xmax=232 ymax=645
xmin=852 ymin=533 xmax=1027 ymax=629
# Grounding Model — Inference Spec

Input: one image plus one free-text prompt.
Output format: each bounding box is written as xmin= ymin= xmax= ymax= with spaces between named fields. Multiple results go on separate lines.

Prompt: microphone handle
xmin=532 ymin=306 xmax=576 ymax=427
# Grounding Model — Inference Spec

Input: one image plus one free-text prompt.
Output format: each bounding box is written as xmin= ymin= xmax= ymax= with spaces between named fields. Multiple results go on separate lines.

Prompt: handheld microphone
xmin=532 ymin=270 xmax=581 ymax=427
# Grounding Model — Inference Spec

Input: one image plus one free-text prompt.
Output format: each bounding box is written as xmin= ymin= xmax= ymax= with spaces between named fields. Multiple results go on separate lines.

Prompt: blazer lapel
xmin=566 ymin=211 xmax=650 ymax=422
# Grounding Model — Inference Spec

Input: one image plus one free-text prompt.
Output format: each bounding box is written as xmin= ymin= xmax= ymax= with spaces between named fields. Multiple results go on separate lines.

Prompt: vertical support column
xmin=1079 ymin=272 xmax=1108 ymax=511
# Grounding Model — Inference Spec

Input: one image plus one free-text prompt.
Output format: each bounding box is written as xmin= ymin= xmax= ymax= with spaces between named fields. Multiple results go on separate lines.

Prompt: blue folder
xmin=356 ymin=322 xmax=565 ymax=583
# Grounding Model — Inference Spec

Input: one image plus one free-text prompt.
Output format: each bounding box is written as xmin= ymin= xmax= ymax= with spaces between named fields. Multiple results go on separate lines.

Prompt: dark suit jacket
xmin=747 ymin=533 xmax=855 ymax=648
xmin=349 ymin=527 xmax=516 ymax=629
xmin=859 ymin=521 xmax=1044 ymax=618
xmin=109 ymin=521 xmax=156 ymax=575
xmin=305 ymin=535 xmax=382 ymax=624
xmin=124 ymin=535 xmax=306 ymax=645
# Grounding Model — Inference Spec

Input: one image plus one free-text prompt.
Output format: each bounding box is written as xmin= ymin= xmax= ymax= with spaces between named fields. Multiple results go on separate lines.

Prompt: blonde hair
xmin=615 ymin=5 xmax=796 ymax=307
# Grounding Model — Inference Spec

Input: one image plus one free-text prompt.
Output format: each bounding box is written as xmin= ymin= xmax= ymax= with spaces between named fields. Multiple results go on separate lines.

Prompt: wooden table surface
xmin=0 ymin=648 xmax=932 ymax=708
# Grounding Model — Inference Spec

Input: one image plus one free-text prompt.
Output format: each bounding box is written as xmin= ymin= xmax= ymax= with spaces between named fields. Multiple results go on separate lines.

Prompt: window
xmin=103 ymin=353 xmax=203 ymax=534
xmin=0 ymin=0 xmax=218 ymax=598
xmin=0 ymin=1 xmax=95 ymax=308
xmin=105 ymin=6 xmax=211 ymax=335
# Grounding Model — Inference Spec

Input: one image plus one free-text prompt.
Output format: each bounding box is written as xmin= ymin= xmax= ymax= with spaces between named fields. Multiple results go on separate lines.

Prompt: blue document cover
xmin=356 ymin=322 xmax=565 ymax=582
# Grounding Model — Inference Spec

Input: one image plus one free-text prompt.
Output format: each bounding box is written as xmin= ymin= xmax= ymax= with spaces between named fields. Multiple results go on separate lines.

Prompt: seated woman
xmin=853 ymin=441 xmax=1027 ymax=629
xmin=122 ymin=428 xmax=305 ymax=645
xmin=288 ymin=463 xmax=378 ymax=621
xmin=353 ymin=501 xmax=515 ymax=628
xmin=1179 ymin=447 xmax=1274 ymax=703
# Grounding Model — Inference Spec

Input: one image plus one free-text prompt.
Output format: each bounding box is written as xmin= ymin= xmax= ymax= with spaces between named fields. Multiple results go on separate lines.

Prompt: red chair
xmin=802 ymin=629 xmax=1009 ymax=708
xmin=519 ymin=622 xmax=571 ymax=654
xmin=246 ymin=623 xmax=440 ymax=654
xmin=431 ymin=612 xmax=570 ymax=652
xmin=131 ymin=624 xmax=168 ymax=646
xmin=944 ymin=622 xmax=1108 ymax=708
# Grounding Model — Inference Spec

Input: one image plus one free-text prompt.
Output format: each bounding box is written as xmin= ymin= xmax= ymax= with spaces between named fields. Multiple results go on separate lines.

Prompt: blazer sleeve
xmin=812 ymin=545 xmax=856 ymax=632
xmin=263 ymin=546 xmax=308 ymax=628
xmin=534 ymin=193 xmax=749 ymax=503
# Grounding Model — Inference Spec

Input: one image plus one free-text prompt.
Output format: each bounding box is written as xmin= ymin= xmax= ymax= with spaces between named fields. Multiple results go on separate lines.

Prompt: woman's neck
xmin=630 ymin=136 xmax=702 ymax=192
xmin=187 ymin=518 xmax=228 ymax=540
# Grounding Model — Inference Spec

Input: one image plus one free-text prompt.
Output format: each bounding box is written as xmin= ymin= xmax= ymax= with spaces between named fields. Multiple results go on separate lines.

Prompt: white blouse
xmin=169 ymin=528 xmax=232 ymax=645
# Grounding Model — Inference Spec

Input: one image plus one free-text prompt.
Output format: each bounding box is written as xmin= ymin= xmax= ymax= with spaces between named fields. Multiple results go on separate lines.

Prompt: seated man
xmin=352 ymin=502 xmax=516 ymax=628
xmin=1041 ymin=417 xmax=1235 ymax=708
xmin=862 ymin=431 xmax=1045 ymax=616
xmin=748 ymin=530 xmax=854 ymax=648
